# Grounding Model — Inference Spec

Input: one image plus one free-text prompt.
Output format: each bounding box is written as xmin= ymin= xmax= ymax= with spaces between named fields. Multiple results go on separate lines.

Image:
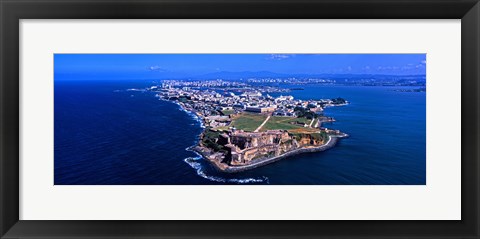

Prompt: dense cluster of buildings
xmin=247 ymin=77 xmax=335 ymax=84
xmin=161 ymin=79 xmax=248 ymax=89
xmin=156 ymin=84 xmax=345 ymax=122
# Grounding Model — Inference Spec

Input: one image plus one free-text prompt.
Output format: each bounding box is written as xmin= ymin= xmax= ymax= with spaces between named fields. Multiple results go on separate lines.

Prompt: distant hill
xmin=192 ymin=71 xmax=290 ymax=80
xmin=183 ymin=71 xmax=425 ymax=81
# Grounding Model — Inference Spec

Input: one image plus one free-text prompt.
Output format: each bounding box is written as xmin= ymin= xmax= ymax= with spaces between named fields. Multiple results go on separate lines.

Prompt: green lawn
xmin=312 ymin=118 xmax=319 ymax=128
xmin=296 ymin=117 xmax=311 ymax=124
xmin=260 ymin=116 xmax=309 ymax=131
xmin=230 ymin=113 xmax=267 ymax=132
xmin=221 ymin=109 xmax=235 ymax=116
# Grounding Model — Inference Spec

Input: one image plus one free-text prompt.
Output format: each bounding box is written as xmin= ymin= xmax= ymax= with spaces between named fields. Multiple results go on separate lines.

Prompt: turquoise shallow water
xmin=54 ymin=80 xmax=425 ymax=185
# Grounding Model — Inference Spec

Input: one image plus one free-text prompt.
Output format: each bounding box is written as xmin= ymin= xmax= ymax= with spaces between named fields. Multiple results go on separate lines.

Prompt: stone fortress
xmin=216 ymin=130 xmax=327 ymax=166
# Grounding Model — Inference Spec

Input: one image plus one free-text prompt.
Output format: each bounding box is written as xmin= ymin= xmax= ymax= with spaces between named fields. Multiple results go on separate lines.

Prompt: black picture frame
xmin=1 ymin=0 xmax=479 ymax=238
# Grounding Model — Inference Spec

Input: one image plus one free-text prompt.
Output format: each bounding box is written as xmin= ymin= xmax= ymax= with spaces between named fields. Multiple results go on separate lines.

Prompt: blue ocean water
xmin=54 ymin=80 xmax=426 ymax=185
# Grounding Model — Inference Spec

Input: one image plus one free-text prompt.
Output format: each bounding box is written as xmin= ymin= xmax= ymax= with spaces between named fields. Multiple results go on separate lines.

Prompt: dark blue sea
xmin=54 ymin=80 xmax=426 ymax=185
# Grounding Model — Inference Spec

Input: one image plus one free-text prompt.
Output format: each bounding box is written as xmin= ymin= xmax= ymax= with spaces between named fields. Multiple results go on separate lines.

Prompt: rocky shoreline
xmin=193 ymin=135 xmax=343 ymax=173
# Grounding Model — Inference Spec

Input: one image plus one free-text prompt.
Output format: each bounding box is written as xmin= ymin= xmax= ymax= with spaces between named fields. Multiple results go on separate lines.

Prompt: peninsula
xmin=150 ymin=79 xmax=348 ymax=173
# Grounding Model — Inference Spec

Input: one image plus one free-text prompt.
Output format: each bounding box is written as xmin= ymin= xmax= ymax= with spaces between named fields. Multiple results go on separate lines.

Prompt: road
xmin=309 ymin=118 xmax=315 ymax=127
xmin=254 ymin=114 xmax=272 ymax=132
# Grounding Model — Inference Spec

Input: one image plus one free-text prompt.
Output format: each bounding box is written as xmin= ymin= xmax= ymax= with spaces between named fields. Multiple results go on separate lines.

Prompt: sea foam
xmin=169 ymin=100 xmax=267 ymax=184
xmin=183 ymin=157 xmax=269 ymax=184
xmin=174 ymin=102 xmax=205 ymax=128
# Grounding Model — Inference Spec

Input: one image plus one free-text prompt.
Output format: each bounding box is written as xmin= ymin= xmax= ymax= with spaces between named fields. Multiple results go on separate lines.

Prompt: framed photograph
xmin=1 ymin=0 xmax=479 ymax=238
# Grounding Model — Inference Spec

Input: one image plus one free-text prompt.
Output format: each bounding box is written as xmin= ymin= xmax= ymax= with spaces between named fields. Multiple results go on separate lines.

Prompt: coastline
xmin=160 ymin=96 xmax=345 ymax=173
xmin=193 ymin=136 xmax=342 ymax=173
xmin=162 ymin=98 xmax=206 ymax=129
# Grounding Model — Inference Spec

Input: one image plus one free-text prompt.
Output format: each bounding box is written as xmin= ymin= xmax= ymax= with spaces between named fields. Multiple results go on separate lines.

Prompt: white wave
xmin=183 ymin=156 xmax=268 ymax=184
xmin=174 ymin=104 xmax=205 ymax=128
xmin=126 ymin=88 xmax=146 ymax=92
xmin=157 ymin=99 xmax=204 ymax=128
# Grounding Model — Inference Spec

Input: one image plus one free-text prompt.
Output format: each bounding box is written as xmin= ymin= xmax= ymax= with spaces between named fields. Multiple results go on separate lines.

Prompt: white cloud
xmin=268 ymin=54 xmax=294 ymax=60
xmin=148 ymin=65 xmax=166 ymax=71
xmin=377 ymin=66 xmax=392 ymax=70
xmin=376 ymin=66 xmax=399 ymax=71
xmin=377 ymin=63 xmax=425 ymax=72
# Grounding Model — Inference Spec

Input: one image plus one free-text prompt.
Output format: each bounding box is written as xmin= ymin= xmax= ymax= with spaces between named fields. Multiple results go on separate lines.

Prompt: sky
xmin=54 ymin=54 xmax=426 ymax=80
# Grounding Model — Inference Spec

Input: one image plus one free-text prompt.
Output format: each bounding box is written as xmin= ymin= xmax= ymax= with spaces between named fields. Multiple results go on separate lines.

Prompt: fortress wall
xmin=221 ymin=137 xmax=339 ymax=173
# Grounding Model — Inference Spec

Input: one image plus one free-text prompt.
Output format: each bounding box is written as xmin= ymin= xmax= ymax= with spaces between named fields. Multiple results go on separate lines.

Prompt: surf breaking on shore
xmin=168 ymin=99 xmax=269 ymax=184
xmin=183 ymin=156 xmax=269 ymax=184
xmin=185 ymin=145 xmax=270 ymax=184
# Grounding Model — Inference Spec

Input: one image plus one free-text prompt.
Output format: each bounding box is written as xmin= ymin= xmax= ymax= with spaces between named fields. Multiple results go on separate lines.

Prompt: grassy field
xmin=312 ymin=118 xmax=319 ymax=127
xmin=287 ymin=127 xmax=320 ymax=134
xmin=260 ymin=116 xmax=312 ymax=132
xmin=221 ymin=109 xmax=235 ymax=116
xmin=230 ymin=113 xmax=268 ymax=132
xmin=212 ymin=126 xmax=230 ymax=131
xmin=296 ymin=117 xmax=311 ymax=124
